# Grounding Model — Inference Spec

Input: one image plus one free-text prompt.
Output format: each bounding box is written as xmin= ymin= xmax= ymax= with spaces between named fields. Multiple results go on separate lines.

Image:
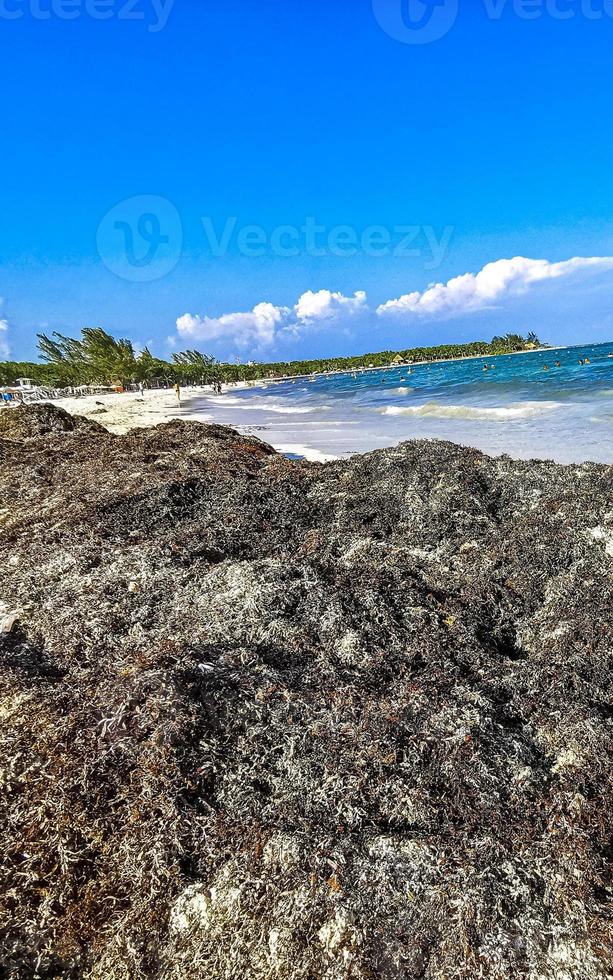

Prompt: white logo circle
xmin=372 ymin=0 xmax=459 ymax=44
xmin=97 ymin=195 xmax=183 ymax=282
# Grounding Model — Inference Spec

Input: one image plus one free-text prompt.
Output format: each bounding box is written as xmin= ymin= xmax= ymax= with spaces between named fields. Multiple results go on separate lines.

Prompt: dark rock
xmin=0 ymin=404 xmax=611 ymax=979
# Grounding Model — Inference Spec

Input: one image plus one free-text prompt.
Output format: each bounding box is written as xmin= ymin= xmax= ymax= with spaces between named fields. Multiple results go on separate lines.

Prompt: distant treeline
xmin=0 ymin=328 xmax=543 ymax=388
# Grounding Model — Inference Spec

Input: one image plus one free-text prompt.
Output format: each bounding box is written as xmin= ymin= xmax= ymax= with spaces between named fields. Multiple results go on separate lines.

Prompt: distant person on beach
xmin=138 ymin=382 xmax=145 ymax=398
xmin=174 ymin=382 xmax=181 ymax=405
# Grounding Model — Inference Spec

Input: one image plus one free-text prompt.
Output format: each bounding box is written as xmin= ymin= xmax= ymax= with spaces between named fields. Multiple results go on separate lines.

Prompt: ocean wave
xmin=217 ymin=395 xmax=325 ymax=415
xmin=378 ymin=400 xmax=564 ymax=421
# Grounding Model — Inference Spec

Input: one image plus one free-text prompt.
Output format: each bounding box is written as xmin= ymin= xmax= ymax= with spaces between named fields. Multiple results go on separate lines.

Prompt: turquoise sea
xmin=205 ymin=342 xmax=613 ymax=464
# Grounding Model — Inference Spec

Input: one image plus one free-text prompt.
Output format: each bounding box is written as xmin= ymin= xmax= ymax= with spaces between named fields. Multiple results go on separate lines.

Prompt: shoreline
xmin=42 ymin=345 xmax=559 ymax=438
xmin=16 ymin=339 xmax=611 ymax=466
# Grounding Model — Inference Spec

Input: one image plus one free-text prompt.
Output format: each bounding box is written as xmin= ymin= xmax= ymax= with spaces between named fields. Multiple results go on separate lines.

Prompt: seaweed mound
xmin=0 ymin=403 xmax=106 ymax=439
xmin=0 ymin=405 xmax=611 ymax=979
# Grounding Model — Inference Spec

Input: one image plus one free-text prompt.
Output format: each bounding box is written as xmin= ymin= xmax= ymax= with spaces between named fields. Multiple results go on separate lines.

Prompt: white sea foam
xmin=378 ymin=400 xmax=564 ymax=421
xmin=216 ymin=395 xmax=323 ymax=415
xmin=255 ymin=404 xmax=321 ymax=415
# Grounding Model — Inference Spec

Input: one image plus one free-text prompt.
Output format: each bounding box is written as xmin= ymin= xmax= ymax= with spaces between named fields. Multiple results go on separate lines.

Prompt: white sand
xmin=56 ymin=387 xmax=215 ymax=433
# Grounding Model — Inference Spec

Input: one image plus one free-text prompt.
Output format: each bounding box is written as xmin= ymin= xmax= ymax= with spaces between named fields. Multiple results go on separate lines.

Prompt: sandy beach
xmin=53 ymin=386 xmax=339 ymax=461
xmin=55 ymin=387 xmax=216 ymax=433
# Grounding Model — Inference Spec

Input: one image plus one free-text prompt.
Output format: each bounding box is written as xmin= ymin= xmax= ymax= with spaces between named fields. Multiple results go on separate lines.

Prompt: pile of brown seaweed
xmin=0 ymin=404 xmax=611 ymax=979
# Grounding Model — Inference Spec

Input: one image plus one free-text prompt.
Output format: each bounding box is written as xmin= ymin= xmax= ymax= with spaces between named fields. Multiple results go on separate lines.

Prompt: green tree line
xmin=0 ymin=328 xmax=543 ymax=388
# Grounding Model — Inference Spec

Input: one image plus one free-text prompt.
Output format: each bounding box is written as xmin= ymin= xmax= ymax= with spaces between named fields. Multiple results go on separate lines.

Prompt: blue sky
xmin=2 ymin=0 xmax=613 ymax=362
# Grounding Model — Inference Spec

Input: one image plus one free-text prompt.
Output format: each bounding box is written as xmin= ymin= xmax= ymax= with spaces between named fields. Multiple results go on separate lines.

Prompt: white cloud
xmin=177 ymin=301 xmax=290 ymax=349
xmin=0 ymin=318 xmax=10 ymax=360
xmin=294 ymin=289 xmax=367 ymax=323
xmin=176 ymin=290 xmax=366 ymax=349
xmin=376 ymin=255 xmax=613 ymax=319
xmin=174 ymin=256 xmax=613 ymax=352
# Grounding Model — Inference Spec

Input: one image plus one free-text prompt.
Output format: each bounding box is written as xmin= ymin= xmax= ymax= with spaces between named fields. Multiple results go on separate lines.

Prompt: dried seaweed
xmin=0 ymin=405 xmax=611 ymax=979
